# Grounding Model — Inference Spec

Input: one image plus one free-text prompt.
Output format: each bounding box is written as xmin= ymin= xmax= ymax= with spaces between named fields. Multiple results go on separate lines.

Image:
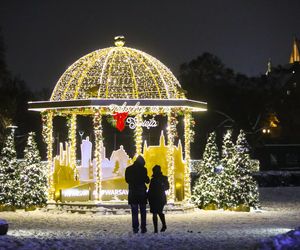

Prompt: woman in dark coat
xmin=147 ymin=165 xmax=169 ymax=233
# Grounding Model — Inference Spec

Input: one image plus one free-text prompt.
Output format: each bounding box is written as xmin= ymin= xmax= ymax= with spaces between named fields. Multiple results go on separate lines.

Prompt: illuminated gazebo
xmin=28 ymin=36 xmax=207 ymax=203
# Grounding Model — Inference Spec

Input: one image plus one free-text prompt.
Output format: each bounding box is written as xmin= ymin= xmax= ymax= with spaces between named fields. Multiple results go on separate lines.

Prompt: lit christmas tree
xmin=192 ymin=132 xmax=221 ymax=209
xmin=231 ymin=130 xmax=260 ymax=209
xmin=0 ymin=126 xmax=21 ymax=208
xmin=20 ymin=132 xmax=47 ymax=208
xmin=222 ymin=130 xmax=236 ymax=162
xmin=220 ymin=130 xmax=236 ymax=208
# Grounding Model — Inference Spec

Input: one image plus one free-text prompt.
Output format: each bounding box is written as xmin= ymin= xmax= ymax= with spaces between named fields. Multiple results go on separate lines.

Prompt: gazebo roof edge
xmin=28 ymin=98 xmax=207 ymax=112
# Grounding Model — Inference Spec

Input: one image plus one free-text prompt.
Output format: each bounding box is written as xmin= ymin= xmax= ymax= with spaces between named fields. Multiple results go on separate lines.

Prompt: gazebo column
xmin=42 ymin=111 xmax=55 ymax=201
xmin=68 ymin=113 xmax=77 ymax=178
xmin=183 ymin=110 xmax=192 ymax=202
xmin=167 ymin=110 xmax=176 ymax=202
xmin=93 ymin=109 xmax=103 ymax=202
xmin=134 ymin=113 xmax=143 ymax=156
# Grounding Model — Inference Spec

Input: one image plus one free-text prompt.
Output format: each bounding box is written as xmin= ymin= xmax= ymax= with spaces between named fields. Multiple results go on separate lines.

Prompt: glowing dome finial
xmin=114 ymin=36 xmax=125 ymax=47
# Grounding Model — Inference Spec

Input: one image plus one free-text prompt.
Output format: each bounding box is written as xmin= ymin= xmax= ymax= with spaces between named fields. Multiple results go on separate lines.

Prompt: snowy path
xmin=0 ymin=187 xmax=300 ymax=250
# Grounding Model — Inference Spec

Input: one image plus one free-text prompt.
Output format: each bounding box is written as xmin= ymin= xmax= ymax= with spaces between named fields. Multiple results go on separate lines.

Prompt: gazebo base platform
xmin=46 ymin=201 xmax=195 ymax=214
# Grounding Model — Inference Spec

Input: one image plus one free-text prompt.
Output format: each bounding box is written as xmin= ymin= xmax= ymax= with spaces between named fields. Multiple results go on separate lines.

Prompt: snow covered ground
xmin=0 ymin=187 xmax=300 ymax=250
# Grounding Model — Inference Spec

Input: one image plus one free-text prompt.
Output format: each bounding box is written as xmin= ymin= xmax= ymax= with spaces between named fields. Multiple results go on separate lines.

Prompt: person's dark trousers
xmin=153 ymin=213 xmax=158 ymax=233
xmin=131 ymin=203 xmax=147 ymax=233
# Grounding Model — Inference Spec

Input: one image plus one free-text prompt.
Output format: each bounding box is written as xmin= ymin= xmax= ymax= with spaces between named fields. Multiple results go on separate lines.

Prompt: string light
xmin=93 ymin=108 xmax=103 ymax=201
xmin=184 ymin=110 xmax=193 ymax=201
xmin=134 ymin=114 xmax=143 ymax=156
xmin=67 ymin=114 xmax=78 ymax=179
xmin=50 ymin=37 xmax=185 ymax=101
xmin=41 ymin=111 xmax=54 ymax=200
xmin=167 ymin=111 xmax=177 ymax=202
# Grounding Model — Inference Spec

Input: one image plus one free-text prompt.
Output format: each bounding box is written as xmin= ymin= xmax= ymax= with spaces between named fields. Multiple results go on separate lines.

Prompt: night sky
xmin=1 ymin=0 xmax=300 ymax=91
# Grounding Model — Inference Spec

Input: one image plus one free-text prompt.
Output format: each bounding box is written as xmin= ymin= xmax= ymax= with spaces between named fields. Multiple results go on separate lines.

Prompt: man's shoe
xmin=141 ymin=228 xmax=147 ymax=234
xmin=133 ymin=229 xmax=139 ymax=234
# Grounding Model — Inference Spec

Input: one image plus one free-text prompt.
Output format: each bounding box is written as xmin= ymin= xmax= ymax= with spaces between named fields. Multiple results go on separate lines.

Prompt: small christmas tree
xmin=0 ymin=126 xmax=21 ymax=208
xmin=220 ymin=130 xmax=236 ymax=208
xmin=231 ymin=130 xmax=260 ymax=208
xmin=192 ymin=132 xmax=221 ymax=209
xmin=20 ymin=132 xmax=47 ymax=208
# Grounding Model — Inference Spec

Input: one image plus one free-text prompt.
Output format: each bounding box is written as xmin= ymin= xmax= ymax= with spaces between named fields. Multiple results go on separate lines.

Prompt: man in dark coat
xmin=125 ymin=155 xmax=149 ymax=233
xmin=148 ymin=165 xmax=169 ymax=233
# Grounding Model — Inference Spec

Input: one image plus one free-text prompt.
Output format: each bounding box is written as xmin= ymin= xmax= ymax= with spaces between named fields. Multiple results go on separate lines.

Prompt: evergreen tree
xmin=231 ymin=130 xmax=260 ymax=208
xmin=220 ymin=130 xmax=236 ymax=208
xmin=222 ymin=130 xmax=235 ymax=160
xmin=20 ymin=132 xmax=47 ymax=208
xmin=192 ymin=132 xmax=221 ymax=208
xmin=0 ymin=126 xmax=21 ymax=207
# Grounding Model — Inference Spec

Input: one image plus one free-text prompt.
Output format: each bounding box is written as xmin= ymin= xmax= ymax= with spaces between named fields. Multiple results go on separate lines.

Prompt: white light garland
xmin=184 ymin=110 xmax=192 ymax=201
xmin=167 ymin=110 xmax=177 ymax=202
xmin=134 ymin=113 xmax=143 ymax=156
xmin=93 ymin=109 xmax=103 ymax=201
xmin=42 ymin=111 xmax=55 ymax=200
xmin=67 ymin=113 xmax=77 ymax=179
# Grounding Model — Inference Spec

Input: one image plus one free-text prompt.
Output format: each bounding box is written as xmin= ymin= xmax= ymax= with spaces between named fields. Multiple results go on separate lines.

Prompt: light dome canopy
xmin=51 ymin=37 xmax=186 ymax=101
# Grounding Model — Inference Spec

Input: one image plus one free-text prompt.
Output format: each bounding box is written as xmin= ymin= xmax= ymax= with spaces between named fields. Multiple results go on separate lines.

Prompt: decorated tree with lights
xmin=192 ymin=132 xmax=222 ymax=209
xmin=220 ymin=129 xmax=237 ymax=208
xmin=20 ymin=132 xmax=47 ymax=208
xmin=0 ymin=127 xmax=21 ymax=208
xmin=230 ymin=130 xmax=260 ymax=209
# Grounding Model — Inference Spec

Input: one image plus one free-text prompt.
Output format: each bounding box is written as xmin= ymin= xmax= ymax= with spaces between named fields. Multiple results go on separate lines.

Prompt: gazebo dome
xmin=51 ymin=36 xmax=186 ymax=101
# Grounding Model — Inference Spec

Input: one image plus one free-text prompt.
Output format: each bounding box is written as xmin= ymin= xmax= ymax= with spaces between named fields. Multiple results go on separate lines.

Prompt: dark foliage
xmin=179 ymin=53 xmax=300 ymax=158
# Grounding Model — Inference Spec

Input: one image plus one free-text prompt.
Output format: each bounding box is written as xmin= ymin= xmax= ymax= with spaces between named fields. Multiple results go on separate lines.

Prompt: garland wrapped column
xmin=42 ymin=111 xmax=54 ymax=201
xmin=67 ymin=113 xmax=77 ymax=179
xmin=183 ymin=110 xmax=193 ymax=202
xmin=134 ymin=113 xmax=143 ymax=156
xmin=93 ymin=109 xmax=103 ymax=201
xmin=167 ymin=110 xmax=177 ymax=202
